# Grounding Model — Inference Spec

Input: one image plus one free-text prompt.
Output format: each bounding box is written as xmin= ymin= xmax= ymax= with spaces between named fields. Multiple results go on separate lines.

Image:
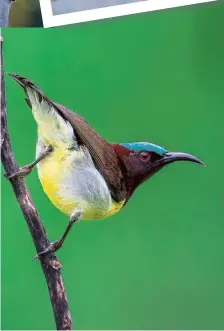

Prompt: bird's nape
xmin=114 ymin=142 xmax=205 ymax=200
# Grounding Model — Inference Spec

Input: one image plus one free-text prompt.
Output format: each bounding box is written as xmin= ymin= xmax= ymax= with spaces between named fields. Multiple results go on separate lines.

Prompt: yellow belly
xmin=82 ymin=199 xmax=125 ymax=220
xmin=37 ymin=148 xmax=125 ymax=220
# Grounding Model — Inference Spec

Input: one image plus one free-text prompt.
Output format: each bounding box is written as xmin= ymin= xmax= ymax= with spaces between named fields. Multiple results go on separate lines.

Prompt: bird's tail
xmin=9 ymin=73 xmax=75 ymax=148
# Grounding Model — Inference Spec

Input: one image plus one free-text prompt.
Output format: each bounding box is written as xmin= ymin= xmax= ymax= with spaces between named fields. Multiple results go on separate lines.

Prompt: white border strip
xmin=39 ymin=0 xmax=216 ymax=28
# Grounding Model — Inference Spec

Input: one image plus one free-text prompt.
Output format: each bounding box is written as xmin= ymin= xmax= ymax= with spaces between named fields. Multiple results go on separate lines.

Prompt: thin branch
xmin=0 ymin=35 xmax=73 ymax=330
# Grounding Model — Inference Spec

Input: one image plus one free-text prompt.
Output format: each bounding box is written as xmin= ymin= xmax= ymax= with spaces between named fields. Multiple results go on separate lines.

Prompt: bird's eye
xmin=139 ymin=151 xmax=151 ymax=162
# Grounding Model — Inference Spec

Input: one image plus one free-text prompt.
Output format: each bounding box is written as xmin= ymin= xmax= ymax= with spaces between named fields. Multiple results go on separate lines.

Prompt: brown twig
xmin=0 ymin=35 xmax=73 ymax=330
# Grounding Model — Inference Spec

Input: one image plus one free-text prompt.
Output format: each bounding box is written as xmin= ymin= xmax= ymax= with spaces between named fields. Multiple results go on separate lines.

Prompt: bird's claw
xmin=33 ymin=240 xmax=62 ymax=261
xmin=5 ymin=166 xmax=32 ymax=180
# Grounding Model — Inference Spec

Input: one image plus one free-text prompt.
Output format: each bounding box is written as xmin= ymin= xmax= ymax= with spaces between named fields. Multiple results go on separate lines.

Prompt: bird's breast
xmin=37 ymin=146 xmax=75 ymax=215
xmin=36 ymin=140 xmax=125 ymax=220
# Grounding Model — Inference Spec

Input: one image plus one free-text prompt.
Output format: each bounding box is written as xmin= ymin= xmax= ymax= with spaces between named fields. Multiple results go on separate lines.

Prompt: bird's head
xmin=113 ymin=142 xmax=204 ymax=200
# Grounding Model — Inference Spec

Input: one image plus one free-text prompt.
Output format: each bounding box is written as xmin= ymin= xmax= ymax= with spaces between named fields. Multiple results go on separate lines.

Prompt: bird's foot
xmin=5 ymin=146 xmax=53 ymax=180
xmin=5 ymin=165 xmax=32 ymax=180
xmin=33 ymin=240 xmax=62 ymax=261
xmin=33 ymin=211 xmax=81 ymax=261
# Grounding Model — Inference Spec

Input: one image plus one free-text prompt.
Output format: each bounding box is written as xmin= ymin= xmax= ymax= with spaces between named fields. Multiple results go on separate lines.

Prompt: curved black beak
xmin=155 ymin=152 xmax=205 ymax=168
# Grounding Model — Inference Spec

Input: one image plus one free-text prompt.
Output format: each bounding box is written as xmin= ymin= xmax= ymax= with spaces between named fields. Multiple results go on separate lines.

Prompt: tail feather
xmin=9 ymin=73 xmax=49 ymax=105
xmin=9 ymin=73 xmax=77 ymax=149
xmin=25 ymin=97 xmax=32 ymax=108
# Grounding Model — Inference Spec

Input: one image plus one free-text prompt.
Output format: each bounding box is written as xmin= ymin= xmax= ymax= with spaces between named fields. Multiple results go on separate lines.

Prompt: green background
xmin=2 ymin=2 xmax=224 ymax=330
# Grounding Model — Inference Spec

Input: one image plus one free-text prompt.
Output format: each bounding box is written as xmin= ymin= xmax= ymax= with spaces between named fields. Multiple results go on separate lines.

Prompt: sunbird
xmin=7 ymin=74 xmax=204 ymax=259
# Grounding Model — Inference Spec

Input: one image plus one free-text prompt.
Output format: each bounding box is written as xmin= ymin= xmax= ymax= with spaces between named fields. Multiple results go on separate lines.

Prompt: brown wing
xmin=9 ymin=73 xmax=127 ymax=202
xmin=53 ymin=103 xmax=127 ymax=202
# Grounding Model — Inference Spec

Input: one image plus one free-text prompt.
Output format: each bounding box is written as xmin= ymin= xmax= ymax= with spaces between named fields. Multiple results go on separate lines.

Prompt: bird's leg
xmin=33 ymin=211 xmax=81 ymax=261
xmin=5 ymin=145 xmax=53 ymax=180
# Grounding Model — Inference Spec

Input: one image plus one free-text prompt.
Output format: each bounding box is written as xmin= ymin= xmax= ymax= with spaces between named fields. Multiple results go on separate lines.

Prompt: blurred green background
xmin=2 ymin=2 xmax=224 ymax=330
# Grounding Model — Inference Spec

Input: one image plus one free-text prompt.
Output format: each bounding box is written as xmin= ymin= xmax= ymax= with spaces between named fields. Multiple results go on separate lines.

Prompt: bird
xmin=7 ymin=73 xmax=204 ymax=259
